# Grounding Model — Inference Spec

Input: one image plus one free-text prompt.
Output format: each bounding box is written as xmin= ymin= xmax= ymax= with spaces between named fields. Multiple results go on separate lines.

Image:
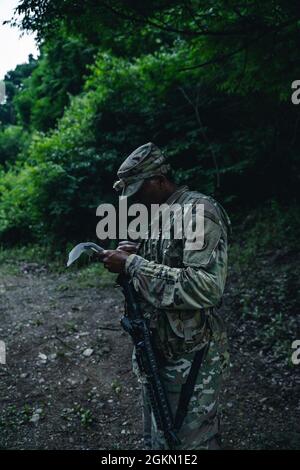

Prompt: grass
xmin=0 ymin=243 xmax=116 ymax=287
xmin=229 ymin=200 xmax=299 ymax=271
xmin=61 ymin=404 xmax=94 ymax=427
xmin=59 ymin=263 xmax=116 ymax=290
xmin=228 ymin=200 xmax=300 ymax=365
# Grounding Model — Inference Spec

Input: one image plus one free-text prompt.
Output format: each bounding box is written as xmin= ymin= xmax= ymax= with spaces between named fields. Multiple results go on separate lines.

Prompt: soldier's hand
xmin=117 ymin=240 xmax=139 ymax=254
xmin=98 ymin=249 xmax=131 ymax=273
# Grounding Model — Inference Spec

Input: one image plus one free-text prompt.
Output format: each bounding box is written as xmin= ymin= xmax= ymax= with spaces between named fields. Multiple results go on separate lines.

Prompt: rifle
xmin=118 ymin=274 xmax=180 ymax=449
xmin=67 ymin=242 xmax=180 ymax=449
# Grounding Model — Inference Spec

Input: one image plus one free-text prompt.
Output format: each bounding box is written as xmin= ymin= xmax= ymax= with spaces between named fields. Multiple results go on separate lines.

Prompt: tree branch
xmin=100 ymin=2 xmax=275 ymax=38
xmin=178 ymin=85 xmax=220 ymax=188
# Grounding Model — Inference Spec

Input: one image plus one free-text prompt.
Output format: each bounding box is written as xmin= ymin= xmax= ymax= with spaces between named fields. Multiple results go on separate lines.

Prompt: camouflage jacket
xmin=125 ymin=186 xmax=231 ymax=360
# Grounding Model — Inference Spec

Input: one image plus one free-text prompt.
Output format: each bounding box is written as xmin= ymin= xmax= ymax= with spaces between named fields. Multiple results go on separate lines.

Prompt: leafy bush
xmin=0 ymin=126 xmax=30 ymax=166
xmin=0 ymin=22 xmax=299 ymax=248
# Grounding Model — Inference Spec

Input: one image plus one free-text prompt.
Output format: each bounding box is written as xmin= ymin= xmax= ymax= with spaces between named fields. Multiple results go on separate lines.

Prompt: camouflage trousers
xmin=135 ymin=337 xmax=229 ymax=450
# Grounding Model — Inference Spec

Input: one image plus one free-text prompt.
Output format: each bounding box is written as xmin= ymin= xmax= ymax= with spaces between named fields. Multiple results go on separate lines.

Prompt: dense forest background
xmin=0 ymin=0 xmax=299 ymax=248
xmin=0 ymin=1 xmax=299 ymax=450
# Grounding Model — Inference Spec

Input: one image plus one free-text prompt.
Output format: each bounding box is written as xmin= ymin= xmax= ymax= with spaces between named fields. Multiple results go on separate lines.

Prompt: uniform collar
xmin=165 ymin=185 xmax=189 ymax=206
xmin=137 ymin=185 xmax=189 ymax=242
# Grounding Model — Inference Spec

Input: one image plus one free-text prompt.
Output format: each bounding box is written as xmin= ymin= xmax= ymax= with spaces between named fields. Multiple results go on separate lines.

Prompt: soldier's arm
xmin=125 ymin=216 xmax=227 ymax=310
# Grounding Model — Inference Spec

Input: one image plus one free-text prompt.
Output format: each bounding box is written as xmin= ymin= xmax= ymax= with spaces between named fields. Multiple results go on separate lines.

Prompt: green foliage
xmin=13 ymin=27 xmax=97 ymax=132
xmin=0 ymin=55 xmax=37 ymax=126
xmin=61 ymin=404 xmax=94 ymax=427
xmin=0 ymin=126 xmax=30 ymax=166
xmin=0 ymin=1 xmax=299 ymax=248
xmin=0 ymin=244 xmax=53 ymax=265
xmin=14 ymin=1 xmax=300 ymax=97
xmin=66 ymin=262 xmax=116 ymax=289
xmin=229 ymin=201 xmax=300 ymax=364
xmin=0 ymin=161 xmax=67 ymax=244
xmin=230 ymin=200 xmax=300 ymax=270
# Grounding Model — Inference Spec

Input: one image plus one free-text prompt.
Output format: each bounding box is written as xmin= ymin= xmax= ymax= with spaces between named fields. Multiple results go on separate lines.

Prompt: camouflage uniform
xmin=114 ymin=143 xmax=231 ymax=450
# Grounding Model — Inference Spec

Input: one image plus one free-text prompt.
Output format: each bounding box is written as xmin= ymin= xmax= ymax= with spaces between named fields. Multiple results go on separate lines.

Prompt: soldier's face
xmin=133 ymin=177 xmax=168 ymax=206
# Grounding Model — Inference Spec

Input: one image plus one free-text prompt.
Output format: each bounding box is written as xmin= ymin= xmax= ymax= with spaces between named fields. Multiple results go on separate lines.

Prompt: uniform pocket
xmin=155 ymin=309 xmax=210 ymax=360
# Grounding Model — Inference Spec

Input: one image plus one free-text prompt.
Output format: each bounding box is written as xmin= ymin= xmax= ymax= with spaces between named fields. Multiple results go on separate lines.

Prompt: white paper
xmin=67 ymin=242 xmax=104 ymax=267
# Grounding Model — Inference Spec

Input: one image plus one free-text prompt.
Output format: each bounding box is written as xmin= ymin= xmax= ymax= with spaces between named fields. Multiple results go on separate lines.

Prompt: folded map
xmin=67 ymin=242 xmax=104 ymax=267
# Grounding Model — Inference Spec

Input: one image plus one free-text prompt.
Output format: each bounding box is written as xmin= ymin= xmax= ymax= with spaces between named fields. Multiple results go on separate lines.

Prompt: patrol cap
xmin=113 ymin=142 xmax=171 ymax=198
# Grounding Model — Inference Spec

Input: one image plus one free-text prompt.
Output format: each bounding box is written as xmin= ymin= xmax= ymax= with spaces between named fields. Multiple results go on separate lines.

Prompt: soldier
xmin=99 ymin=142 xmax=231 ymax=450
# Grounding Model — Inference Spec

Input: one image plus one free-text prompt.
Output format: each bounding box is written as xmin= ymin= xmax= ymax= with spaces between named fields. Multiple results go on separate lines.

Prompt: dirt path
xmin=0 ymin=260 xmax=299 ymax=449
xmin=0 ymin=264 xmax=142 ymax=450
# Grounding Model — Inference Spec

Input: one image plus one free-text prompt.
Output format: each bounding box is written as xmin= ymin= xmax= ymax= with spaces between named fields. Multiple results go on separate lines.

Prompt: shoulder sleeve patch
xmin=183 ymin=216 xmax=222 ymax=267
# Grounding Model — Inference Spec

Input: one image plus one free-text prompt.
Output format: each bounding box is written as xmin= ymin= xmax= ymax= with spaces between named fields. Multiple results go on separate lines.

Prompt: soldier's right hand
xmin=116 ymin=240 xmax=139 ymax=254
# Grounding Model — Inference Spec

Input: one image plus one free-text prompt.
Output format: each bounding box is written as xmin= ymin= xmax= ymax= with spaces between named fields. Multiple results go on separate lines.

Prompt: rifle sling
xmin=174 ymin=341 xmax=210 ymax=431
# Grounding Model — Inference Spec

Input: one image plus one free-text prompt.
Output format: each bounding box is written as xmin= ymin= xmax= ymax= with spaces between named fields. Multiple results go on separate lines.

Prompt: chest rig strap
xmin=174 ymin=340 xmax=210 ymax=432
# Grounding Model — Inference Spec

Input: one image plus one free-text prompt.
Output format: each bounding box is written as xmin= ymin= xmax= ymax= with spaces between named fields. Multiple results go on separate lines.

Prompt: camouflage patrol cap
xmin=113 ymin=142 xmax=171 ymax=198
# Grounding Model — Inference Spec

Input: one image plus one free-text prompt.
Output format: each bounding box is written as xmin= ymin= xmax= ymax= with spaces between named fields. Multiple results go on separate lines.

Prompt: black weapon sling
xmin=174 ymin=340 xmax=210 ymax=431
xmin=120 ymin=273 xmax=211 ymax=440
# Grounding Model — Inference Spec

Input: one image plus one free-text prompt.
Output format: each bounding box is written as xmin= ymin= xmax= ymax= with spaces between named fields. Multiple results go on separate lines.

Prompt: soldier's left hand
xmin=98 ymin=249 xmax=130 ymax=273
